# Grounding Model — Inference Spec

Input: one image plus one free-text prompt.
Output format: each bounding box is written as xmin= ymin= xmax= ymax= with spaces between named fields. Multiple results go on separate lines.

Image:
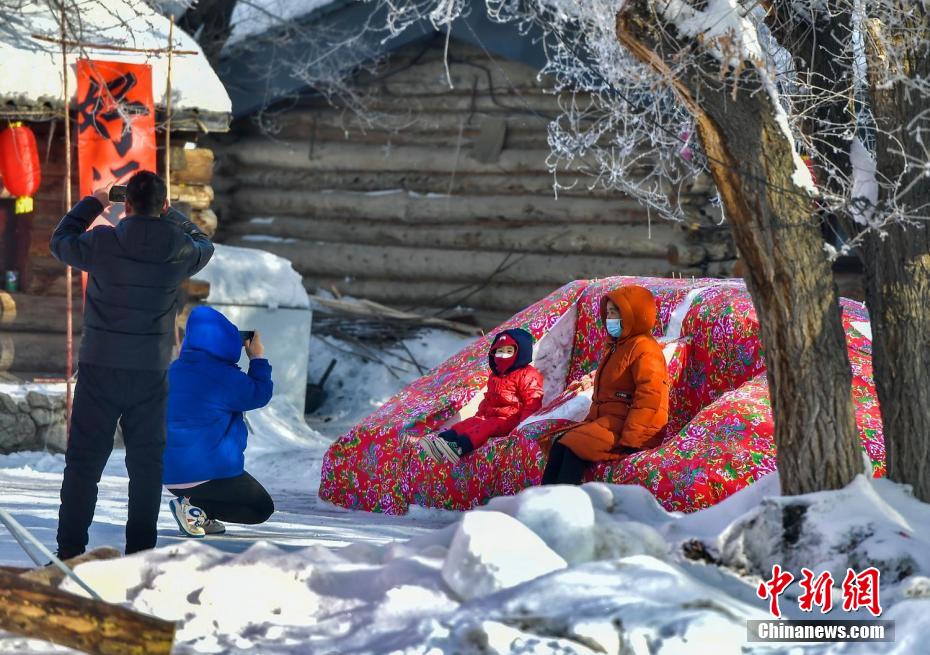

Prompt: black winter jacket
xmin=50 ymin=196 xmax=214 ymax=370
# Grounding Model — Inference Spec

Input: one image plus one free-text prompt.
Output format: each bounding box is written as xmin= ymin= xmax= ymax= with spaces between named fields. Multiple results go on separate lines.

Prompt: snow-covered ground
xmin=2 ymin=285 xmax=925 ymax=652
xmin=4 ymin=462 xmax=928 ymax=654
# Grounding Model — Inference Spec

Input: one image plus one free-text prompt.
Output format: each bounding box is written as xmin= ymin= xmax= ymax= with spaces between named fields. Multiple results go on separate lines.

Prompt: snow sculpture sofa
xmin=318 ymin=277 xmax=884 ymax=514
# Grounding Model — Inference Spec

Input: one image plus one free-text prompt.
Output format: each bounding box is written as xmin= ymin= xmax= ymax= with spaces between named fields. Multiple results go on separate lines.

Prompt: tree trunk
xmin=617 ymin=1 xmax=860 ymax=495
xmin=862 ymin=13 xmax=930 ymax=501
xmin=0 ymin=569 xmax=175 ymax=655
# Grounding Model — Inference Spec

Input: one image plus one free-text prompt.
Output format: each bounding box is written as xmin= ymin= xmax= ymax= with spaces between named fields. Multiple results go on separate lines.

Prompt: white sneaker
xmin=168 ymin=497 xmax=206 ymax=538
xmin=200 ymin=519 xmax=226 ymax=535
xmin=419 ymin=436 xmax=462 ymax=465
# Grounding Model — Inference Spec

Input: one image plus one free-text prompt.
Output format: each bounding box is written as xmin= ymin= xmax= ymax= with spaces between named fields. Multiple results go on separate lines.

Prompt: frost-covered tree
xmin=373 ymin=0 xmax=930 ymax=498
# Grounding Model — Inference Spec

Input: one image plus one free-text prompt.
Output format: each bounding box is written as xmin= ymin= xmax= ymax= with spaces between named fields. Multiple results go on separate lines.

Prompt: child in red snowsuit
xmin=420 ymin=328 xmax=544 ymax=465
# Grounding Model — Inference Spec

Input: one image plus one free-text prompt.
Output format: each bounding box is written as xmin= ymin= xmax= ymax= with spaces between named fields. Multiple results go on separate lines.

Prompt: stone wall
xmin=0 ymin=391 xmax=67 ymax=453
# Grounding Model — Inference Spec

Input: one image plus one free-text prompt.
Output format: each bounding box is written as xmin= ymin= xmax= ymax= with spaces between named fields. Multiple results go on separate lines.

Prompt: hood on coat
xmin=182 ymin=305 xmax=242 ymax=363
xmin=488 ymin=328 xmax=535 ymax=375
xmin=601 ymin=285 xmax=658 ymax=341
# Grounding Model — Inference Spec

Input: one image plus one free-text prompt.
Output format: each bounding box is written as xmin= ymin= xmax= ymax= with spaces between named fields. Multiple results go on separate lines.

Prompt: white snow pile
xmin=4 ymin=473 xmax=927 ymax=654
xmin=0 ymin=0 xmax=230 ymax=114
xmin=193 ymin=243 xmax=310 ymax=309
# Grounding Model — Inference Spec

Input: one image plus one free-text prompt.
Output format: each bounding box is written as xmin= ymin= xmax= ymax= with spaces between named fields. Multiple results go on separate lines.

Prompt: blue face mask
xmin=606 ymin=318 xmax=622 ymax=338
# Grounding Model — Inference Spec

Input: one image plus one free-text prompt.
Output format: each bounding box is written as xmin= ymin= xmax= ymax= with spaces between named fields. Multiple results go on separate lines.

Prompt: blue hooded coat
xmin=163 ymin=306 xmax=273 ymax=485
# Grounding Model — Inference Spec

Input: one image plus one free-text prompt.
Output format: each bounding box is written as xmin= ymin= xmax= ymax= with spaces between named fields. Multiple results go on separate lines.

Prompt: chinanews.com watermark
xmin=747 ymin=565 xmax=894 ymax=643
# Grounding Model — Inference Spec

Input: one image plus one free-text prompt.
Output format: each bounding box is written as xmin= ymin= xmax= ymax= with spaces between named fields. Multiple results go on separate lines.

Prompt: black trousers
xmin=57 ymin=364 xmax=167 ymax=559
xmin=168 ymin=472 xmax=274 ymax=525
xmin=541 ymin=441 xmax=588 ymax=485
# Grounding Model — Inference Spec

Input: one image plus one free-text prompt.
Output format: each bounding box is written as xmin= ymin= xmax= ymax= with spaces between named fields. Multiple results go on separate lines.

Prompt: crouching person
xmin=164 ymin=306 xmax=275 ymax=537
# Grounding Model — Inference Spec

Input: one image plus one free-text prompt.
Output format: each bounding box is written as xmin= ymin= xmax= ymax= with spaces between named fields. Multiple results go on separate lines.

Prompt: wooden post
xmin=59 ymin=2 xmax=73 ymax=433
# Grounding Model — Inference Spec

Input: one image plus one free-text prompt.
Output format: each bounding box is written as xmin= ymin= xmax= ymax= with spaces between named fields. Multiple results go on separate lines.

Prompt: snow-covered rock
xmin=482 ymin=486 xmax=596 ymax=565
xmin=442 ymin=511 xmax=567 ymax=600
xmin=717 ymin=476 xmax=930 ymax=605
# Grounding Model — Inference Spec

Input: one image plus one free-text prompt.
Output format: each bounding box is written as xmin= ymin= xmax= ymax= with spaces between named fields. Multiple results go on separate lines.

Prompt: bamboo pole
xmin=31 ymin=32 xmax=197 ymax=55
xmin=59 ymin=2 xmax=73 ymax=434
xmin=164 ymin=16 xmax=174 ymax=199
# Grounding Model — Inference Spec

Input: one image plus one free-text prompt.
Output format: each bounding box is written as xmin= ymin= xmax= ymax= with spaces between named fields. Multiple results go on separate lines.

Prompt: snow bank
xmin=7 ymin=462 xmax=929 ymax=653
xmin=193 ymin=243 xmax=309 ymax=309
xmin=0 ymin=0 xmax=230 ymax=115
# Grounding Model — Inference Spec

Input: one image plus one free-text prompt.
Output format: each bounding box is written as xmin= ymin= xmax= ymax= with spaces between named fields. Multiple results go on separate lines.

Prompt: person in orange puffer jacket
xmin=542 ymin=285 xmax=669 ymax=485
xmin=420 ymin=328 xmax=544 ymax=465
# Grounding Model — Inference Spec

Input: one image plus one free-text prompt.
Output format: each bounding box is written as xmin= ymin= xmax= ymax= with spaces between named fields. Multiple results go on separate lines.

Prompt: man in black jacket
xmin=50 ymin=170 xmax=214 ymax=558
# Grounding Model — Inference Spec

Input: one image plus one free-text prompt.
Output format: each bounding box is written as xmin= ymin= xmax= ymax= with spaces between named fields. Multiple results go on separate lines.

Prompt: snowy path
xmin=0 ymin=449 xmax=457 ymax=567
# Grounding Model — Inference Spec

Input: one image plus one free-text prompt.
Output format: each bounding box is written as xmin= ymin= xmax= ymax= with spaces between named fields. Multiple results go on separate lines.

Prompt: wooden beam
xmin=0 ymin=569 xmax=175 ymax=655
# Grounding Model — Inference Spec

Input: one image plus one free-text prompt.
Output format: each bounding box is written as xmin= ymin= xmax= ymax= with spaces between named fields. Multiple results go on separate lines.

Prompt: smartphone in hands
xmin=239 ymin=330 xmax=255 ymax=345
xmin=108 ymin=185 xmax=127 ymax=203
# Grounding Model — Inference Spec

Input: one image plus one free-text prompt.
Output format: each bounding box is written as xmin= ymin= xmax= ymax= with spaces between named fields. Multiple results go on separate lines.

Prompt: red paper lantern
xmin=0 ymin=122 xmax=41 ymax=214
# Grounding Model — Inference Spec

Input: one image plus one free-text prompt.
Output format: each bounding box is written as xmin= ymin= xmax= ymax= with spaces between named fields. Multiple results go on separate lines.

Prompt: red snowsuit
xmin=446 ymin=330 xmax=544 ymax=451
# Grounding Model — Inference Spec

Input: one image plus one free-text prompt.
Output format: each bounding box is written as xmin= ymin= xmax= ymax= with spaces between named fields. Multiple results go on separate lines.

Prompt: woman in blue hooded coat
xmin=164 ymin=306 xmax=275 ymax=537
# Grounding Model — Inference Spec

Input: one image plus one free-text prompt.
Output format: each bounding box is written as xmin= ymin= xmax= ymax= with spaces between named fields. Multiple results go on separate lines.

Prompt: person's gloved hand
xmin=245 ymin=331 xmax=265 ymax=359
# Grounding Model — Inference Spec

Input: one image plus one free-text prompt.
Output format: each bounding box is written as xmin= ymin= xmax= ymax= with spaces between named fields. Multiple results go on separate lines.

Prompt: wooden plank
xmin=230 ymin=241 xmax=695 ymax=287
xmin=224 ymin=218 xmax=683 ymax=257
xmin=229 ymin=188 xmax=652 ymax=225
xmin=0 ymin=569 xmax=175 ymax=655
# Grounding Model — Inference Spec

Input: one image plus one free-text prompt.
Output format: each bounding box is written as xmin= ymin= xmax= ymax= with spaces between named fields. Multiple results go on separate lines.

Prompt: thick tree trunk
xmin=0 ymin=569 xmax=175 ymax=655
xmin=862 ymin=14 xmax=930 ymax=501
xmin=617 ymin=1 xmax=860 ymax=495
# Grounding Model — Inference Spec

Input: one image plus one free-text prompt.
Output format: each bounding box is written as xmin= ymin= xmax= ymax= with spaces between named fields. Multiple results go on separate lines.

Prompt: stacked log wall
xmin=212 ymin=39 xmax=732 ymax=325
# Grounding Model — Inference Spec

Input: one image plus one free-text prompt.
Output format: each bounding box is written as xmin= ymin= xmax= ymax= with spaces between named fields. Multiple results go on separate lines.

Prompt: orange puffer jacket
xmin=559 ymin=285 xmax=669 ymax=461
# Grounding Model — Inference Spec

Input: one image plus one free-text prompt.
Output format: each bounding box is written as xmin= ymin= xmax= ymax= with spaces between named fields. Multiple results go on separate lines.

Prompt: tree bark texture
xmin=0 ymin=569 xmax=175 ymax=655
xmin=617 ymin=0 xmax=860 ymax=495
xmin=862 ymin=13 xmax=930 ymax=501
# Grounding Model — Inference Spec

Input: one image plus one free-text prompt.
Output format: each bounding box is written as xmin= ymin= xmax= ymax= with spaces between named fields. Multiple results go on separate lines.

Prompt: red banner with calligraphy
xmin=75 ymin=59 xmax=156 ymax=289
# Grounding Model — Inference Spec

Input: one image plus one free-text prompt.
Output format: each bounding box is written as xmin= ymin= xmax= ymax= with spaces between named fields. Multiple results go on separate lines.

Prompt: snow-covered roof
xmin=0 ymin=0 xmax=231 ymax=131
xmin=225 ymin=0 xmax=338 ymax=48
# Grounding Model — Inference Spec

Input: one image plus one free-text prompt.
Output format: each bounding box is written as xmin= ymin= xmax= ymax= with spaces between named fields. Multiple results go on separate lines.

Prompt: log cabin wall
xmin=0 ymin=119 xmax=219 ymax=378
xmin=212 ymin=38 xmax=734 ymax=327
